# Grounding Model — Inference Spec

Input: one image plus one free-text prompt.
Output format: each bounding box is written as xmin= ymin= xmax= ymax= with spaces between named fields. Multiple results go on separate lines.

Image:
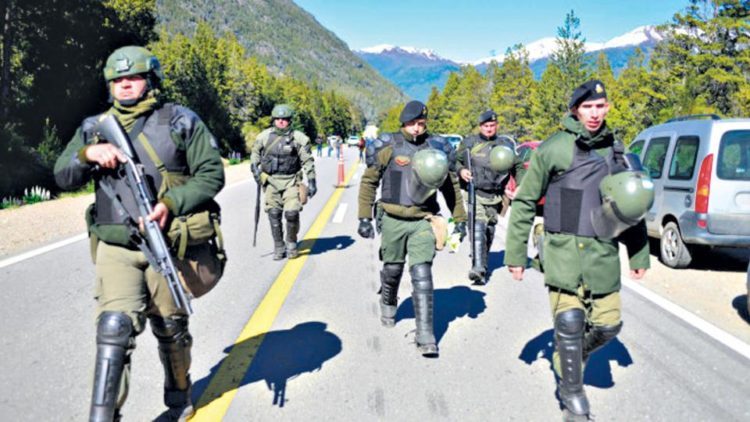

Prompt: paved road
xmin=1 ymin=148 xmax=748 ymax=421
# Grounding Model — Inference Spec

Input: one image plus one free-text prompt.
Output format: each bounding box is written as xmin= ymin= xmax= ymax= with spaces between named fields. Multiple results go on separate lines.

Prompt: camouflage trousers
xmin=263 ymin=173 xmax=302 ymax=212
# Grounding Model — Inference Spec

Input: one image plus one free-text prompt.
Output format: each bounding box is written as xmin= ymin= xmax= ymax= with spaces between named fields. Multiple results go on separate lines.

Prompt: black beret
xmin=399 ymin=100 xmax=428 ymax=123
xmin=478 ymin=110 xmax=497 ymax=124
xmin=569 ymin=79 xmax=607 ymax=109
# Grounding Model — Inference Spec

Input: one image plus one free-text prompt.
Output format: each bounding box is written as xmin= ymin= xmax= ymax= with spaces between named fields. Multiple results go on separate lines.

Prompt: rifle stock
xmin=94 ymin=114 xmax=194 ymax=314
xmin=465 ymin=149 xmax=476 ymax=259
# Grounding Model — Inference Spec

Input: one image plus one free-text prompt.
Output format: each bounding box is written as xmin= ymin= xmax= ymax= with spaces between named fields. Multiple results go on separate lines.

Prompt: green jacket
xmin=358 ymin=130 xmax=467 ymax=222
xmin=455 ymin=133 xmax=527 ymax=202
xmin=54 ymin=103 xmax=225 ymax=247
xmin=504 ymin=114 xmax=649 ymax=294
xmin=250 ymin=127 xmax=315 ymax=181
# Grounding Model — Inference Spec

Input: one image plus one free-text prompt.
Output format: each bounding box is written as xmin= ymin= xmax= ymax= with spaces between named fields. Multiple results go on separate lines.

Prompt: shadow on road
xmin=191 ymin=321 xmax=342 ymax=410
xmin=732 ymin=295 xmax=750 ymax=324
xmin=648 ymin=239 xmax=748 ymax=272
xmin=486 ymin=250 xmax=507 ymax=281
xmin=394 ymin=286 xmax=487 ymax=343
xmin=518 ymin=328 xmax=634 ymax=388
xmin=298 ymin=235 xmax=355 ymax=257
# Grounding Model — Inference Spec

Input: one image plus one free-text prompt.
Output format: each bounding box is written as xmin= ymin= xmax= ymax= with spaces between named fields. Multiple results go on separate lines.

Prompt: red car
xmin=507 ymin=141 xmax=545 ymax=207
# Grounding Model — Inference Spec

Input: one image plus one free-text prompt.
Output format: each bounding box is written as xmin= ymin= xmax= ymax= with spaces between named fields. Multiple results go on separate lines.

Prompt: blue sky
xmin=295 ymin=0 xmax=690 ymax=62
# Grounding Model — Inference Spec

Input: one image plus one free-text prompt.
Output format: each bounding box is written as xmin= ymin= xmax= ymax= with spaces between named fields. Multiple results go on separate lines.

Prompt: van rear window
xmin=717 ymin=130 xmax=750 ymax=181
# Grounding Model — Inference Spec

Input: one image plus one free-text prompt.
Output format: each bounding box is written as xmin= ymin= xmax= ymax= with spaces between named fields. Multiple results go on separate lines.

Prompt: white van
xmin=629 ymin=115 xmax=750 ymax=268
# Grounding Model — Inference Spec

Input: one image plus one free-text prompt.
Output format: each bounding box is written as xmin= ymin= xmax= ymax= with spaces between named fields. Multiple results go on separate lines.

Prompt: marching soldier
xmin=358 ymin=100 xmax=467 ymax=357
xmin=250 ymin=104 xmax=317 ymax=260
xmin=456 ymin=110 xmax=525 ymax=284
xmin=504 ymin=80 xmax=653 ymax=421
xmin=55 ymin=46 xmax=226 ymax=421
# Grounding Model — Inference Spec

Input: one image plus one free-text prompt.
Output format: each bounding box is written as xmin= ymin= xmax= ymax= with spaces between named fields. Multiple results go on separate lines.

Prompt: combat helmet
xmin=103 ymin=46 xmax=163 ymax=84
xmin=271 ymin=104 xmax=294 ymax=120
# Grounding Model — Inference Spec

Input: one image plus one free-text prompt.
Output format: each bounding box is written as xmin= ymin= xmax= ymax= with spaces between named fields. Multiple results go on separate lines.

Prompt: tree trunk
xmin=1 ymin=0 xmax=14 ymax=121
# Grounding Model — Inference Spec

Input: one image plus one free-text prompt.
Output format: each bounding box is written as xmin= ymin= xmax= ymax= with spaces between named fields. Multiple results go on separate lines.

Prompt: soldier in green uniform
xmin=250 ymin=104 xmax=317 ymax=260
xmin=358 ymin=100 xmax=467 ymax=357
xmin=504 ymin=80 xmax=652 ymax=421
xmin=456 ymin=110 xmax=525 ymax=284
xmin=54 ymin=46 xmax=226 ymax=421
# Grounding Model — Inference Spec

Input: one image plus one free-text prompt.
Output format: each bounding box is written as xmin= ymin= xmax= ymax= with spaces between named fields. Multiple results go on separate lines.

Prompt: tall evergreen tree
xmin=490 ymin=45 xmax=536 ymax=141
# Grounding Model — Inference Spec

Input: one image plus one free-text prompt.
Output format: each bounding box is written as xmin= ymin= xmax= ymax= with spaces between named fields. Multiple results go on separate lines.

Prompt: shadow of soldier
xmin=190 ymin=321 xmax=342 ymax=411
xmin=732 ymin=295 xmax=750 ymax=324
xmin=394 ymin=286 xmax=487 ymax=344
xmin=518 ymin=328 xmax=633 ymax=389
xmin=486 ymin=250 xmax=506 ymax=281
xmin=297 ymin=235 xmax=355 ymax=257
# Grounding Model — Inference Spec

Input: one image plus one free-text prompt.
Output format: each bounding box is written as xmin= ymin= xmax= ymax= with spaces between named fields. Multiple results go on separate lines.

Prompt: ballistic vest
xmin=260 ymin=131 xmax=301 ymax=175
xmin=380 ymin=133 xmax=433 ymax=207
xmin=543 ymin=138 xmax=625 ymax=237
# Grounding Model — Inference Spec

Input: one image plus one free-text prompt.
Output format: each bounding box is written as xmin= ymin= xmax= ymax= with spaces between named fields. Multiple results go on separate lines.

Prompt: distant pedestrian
xmin=315 ymin=136 xmax=323 ymax=157
xmin=358 ymin=137 xmax=365 ymax=160
xmin=327 ymin=136 xmax=336 ymax=157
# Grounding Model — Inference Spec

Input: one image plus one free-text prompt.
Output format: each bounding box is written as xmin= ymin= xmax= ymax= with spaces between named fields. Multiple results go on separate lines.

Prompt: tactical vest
xmin=92 ymin=104 xmax=187 ymax=227
xmin=467 ymin=135 xmax=514 ymax=196
xmin=381 ymin=133 xmax=433 ymax=207
xmin=543 ymin=138 xmax=625 ymax=237
xmin=260 ymin=131 xmax=301 ymax=175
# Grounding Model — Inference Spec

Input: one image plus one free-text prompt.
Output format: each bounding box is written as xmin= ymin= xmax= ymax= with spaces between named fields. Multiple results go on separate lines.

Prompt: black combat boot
xmin=583 ymin=322 xmax=622 ymax=363
xmin=411 ymin=263 xmax=438 ymax=357
xmin=151 ymin=316 xmax=194 ymax=422
xmin=555 ymin=309 xmax=590 ymax=421
xmin=469 ymin=221 xmax=488 ymax=284
xmin=268 ymin=208 xmax=285 ymax=260
xmin=90 ymin=312 xmax=133 ymax=422
xmin=379 ymin=263 xmax=404 ymax=327
xmin=285 ymin=210 xmax=300 ymax=259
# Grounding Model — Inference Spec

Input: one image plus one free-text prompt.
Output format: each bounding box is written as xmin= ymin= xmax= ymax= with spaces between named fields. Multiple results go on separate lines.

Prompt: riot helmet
xmin=591 ymin=170 xmax=655 ymax=239
xmin=488 ymin=145 xmax=515 ymax=173
xmin=408 ymin=149 xmax=449 ymax=204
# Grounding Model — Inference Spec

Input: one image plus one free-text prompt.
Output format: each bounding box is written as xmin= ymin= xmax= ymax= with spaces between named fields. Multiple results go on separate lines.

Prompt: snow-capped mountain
xmin=357 ymin=25 xmax=666 ymax=101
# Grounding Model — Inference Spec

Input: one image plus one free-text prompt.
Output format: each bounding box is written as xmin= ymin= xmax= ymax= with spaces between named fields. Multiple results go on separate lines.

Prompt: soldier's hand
xmin=251 ymin=163 xmax=262 ymax=183
xmin=454 ymin=221 xmax=467 ymax=242
xmin=459 ymin=168 xmax=473 ymax=182
xmin=630 ymin=268 xmax=647 ymax=280
xmin=504 ymin=186 xmax=517 ymax=200
xmin=358 ymin=218 xmax=374 ymax=239
xmin=139 ymin=202 xmax=170 ymax=231
xmin=307 ymin=179 xmax=317 ymax=198
xmin=508 ymin=265 xmax=525 ymax=281
xmin=85 ymin=143 xmax=127 ymax=169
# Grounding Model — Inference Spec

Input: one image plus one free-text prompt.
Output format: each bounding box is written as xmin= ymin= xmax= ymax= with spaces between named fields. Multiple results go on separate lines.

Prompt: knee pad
xmin=284 ymin=210 xmax=300 ymax=223
xmin=96 ymin=312 xmax=133 ymax=347
xmin=555 ymin=309 xmax=585 ymax=338
xmin=585 ymin=322 xmax=623 ymax=355
xmin=150 ymin=316 xmax=192 ymax=345
xmin=410 ymin=263 xmax=433 ymax=292
xmin=382 ymin=263 xmax=404 ymax=282
xmin=268 ymin=208 xmax=283 ymax=219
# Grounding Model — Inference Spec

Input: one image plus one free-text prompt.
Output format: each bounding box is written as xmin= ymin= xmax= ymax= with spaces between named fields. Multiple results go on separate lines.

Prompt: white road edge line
xmin=332 ymin=203 xmax=348 ymax=224
xmin=0 ymin=232 xmax=88 ymax=269
xmin=623 ymin=278 xmax=750 ymax=360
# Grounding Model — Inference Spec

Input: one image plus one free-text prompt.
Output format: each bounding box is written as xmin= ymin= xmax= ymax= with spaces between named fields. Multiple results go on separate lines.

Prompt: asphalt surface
xmin=1 ymin=147 xmax=748 ymax=421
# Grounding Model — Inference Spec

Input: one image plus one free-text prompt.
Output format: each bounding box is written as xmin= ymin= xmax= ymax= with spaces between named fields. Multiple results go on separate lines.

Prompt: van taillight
xmin=695 ymin=153 xmax=713 ymax=228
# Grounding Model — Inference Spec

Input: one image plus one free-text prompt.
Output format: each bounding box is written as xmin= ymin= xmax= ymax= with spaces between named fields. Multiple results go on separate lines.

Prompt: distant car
xmin=439 ymin=134 xmax=463 ymax=149
xmin=630 ymin=114 xmax=750 ymax=268
xmin=346 ymin=135 xmax=361 ymax=147
xmin=326 ymin=135 xmax=341 ymax=145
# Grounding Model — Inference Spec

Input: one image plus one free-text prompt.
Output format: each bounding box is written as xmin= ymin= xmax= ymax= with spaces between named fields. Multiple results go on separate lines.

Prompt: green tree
xmin=490 ymin=45 xmax=536 ymax=141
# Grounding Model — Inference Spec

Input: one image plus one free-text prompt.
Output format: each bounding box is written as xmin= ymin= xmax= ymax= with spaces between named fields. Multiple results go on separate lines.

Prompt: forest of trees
xmin=406 ymin=1 xmax=749 ymax=146
xmin=0 ymin=0 xmax=362 ymax=199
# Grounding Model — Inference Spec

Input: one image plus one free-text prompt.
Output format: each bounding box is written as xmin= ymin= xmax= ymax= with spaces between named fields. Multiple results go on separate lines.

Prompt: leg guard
xmin=583 ymin=322 xmax=622 ymax=362
xmin=268 ymin=208 xmax=285 ymax=260
xmin=379 ymin=263 xmax=404 ymax=327
xmin=285 ymin=210 xmax=300 ymax=258
xmin=90 ymin=312 xmax=133 ymax=422
xmin=485 ymin=224 xmax=496 ymax=254
xmin=469 ymin=221 xmax=488 ymax=284
xmin=150 ymin=316 xmax=194 ymax=420
xmin=555 ymin=309 xmax=589 ymax=417
xmin=411 ymin=263 xmax=437 ymax=356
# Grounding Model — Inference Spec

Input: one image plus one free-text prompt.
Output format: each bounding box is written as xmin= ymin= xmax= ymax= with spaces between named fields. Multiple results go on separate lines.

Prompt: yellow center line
xmin=191 ymin=160 xmax=361 ymax=421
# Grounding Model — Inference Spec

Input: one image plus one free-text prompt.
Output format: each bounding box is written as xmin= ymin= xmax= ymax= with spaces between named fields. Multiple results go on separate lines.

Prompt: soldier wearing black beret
xmin=357 ymin=100 xmax=467 ymax=357
xmin=456 ymin=109 xmax=525 ymax=284
xmin=505 ymin=80 xmax=649 ymax=420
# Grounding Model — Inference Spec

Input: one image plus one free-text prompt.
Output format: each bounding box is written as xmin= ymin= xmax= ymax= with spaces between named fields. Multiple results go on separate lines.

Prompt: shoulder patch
xmin=394 ymin=155 xmax=411 ymax=166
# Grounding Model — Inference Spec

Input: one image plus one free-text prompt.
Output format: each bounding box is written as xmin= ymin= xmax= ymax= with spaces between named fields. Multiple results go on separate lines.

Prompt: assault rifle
xmin=465 ymin=149 xmax=476 ymax=260
xmin=94 ymin=114 xmax=193 ymax=314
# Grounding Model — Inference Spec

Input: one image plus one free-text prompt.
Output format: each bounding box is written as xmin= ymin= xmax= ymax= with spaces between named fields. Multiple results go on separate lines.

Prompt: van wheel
xmin=660 ymin=222 xmax=692 ymax=269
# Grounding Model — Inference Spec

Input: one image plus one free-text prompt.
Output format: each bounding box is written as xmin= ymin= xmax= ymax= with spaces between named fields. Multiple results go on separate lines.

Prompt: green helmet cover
xmin=489 ymin=145 xmax=515 ymax=172
xmin=272 ymin=104 xmax=294 ymax=119
xmin=600 ymin=171 xmax=655 ymax=221
xmin=412 ymin=149 xmax=449 ymax=189
xmin=103 ymin=46 xmax=163 ymax=82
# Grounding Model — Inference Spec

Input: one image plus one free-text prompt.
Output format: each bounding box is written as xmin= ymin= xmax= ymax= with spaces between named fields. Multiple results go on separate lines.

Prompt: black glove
xmin=307 ymin=178 xmax=317 ymax=198
xmin=358 ymin=218 xmax=374 ymax=239
xmin=251 ymin=163 xmax=261 ymax=183
xmin=454 ymin=221 xmax=467 ymax=242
